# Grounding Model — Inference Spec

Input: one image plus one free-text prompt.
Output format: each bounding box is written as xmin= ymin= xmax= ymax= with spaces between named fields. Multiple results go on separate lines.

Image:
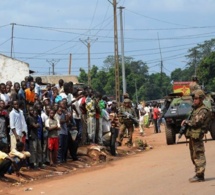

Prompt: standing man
xmin=0 ymin=83 xmax=10 ymax=107
xmin=79 ymin=89 xmax=88 ymax=145
xmin=26 ymin=107 xmax=42 ymax=169
xmin=181 ymin=89 xmax=210 ymax=182
xmin=117 ymin=98 xmax=137 ymax=147
xmin=0 ymin=101 xmax=8 ymax=144
xmin=18 ymin=81 xmax=27 ymax=116
xmin=35 ymin=77 xmax=42 ymax=100
xmin=55 ymin=102 xmax=69 ymax=163
xmin=25 ymin=82 xmax=35 ymax=112
xmin=9 ymin=100 xmax=27 ymax=150
xmin=153 ymin=102 xmax=160 ymax=134
xmin=10 ymin=82 xmax=20 ymax=102
xmin=86 ymin=89 xmax=96 ymax=143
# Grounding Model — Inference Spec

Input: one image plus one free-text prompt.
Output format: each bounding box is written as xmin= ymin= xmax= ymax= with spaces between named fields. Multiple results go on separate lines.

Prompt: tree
xmin=186 ymin=38 xmax=215 ymax=77
xmin=78 ymin=68 xmax=88 ymax=84
xmin=197 ymin=51 xmax=215 ymax=91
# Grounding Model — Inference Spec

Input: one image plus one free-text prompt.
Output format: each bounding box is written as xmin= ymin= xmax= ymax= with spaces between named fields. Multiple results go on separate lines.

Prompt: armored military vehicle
xmin=163 ymin=92 xmax=215 ymax=145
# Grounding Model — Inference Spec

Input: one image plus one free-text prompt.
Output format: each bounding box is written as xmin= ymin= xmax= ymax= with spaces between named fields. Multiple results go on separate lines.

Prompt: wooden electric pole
xmin=118 ymin=6 xmax=126 ymax=96
xmin=68 ymin=53 xmax=72 ymax=75
xmin=80 ymin=37 xmax=97 ymax=86
xmin=157 ymin=33 xmax=163 ymax=88
xmin=10 ymin=23 xmax=16 ymax=58
xmin=46 ymin=59 xmax=60 ymax=75
xmin=109 ymin=0 xmax=120 ymax=104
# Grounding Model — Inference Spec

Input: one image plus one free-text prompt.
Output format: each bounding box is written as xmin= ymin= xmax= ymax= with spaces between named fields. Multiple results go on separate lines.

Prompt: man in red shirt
xmin=153 ymin=102 xmax=160 ymax=133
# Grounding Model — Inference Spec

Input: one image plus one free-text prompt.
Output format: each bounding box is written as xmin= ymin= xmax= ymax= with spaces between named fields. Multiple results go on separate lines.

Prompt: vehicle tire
xmin=165 ymin=124 xmax=176 ymax=145
xmin=210 ymin=121 xmax=215 ymax=140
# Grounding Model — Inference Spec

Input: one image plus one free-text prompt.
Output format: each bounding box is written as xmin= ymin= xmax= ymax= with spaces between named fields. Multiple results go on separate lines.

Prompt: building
xmin=0 ymin=54 xmax=29 ymax=83
xmin=32 ymin=75 xmax=79 ymax=85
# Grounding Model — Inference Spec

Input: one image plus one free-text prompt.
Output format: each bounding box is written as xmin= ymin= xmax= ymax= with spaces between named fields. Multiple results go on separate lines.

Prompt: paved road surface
xmin=10 ymin=133 xmax=215 ymax=195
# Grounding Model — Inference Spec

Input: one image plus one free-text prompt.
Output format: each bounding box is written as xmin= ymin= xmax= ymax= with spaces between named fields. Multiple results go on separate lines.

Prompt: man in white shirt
xmin=0 ymin=83 xmax=10 ymax=107
xmin=9 ymin=100 xmax=27 ymax=150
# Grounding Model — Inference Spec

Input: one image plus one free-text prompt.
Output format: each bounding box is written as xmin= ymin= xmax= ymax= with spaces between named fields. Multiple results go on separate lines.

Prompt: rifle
xmin=177 ymin=109 xmax=194 ymax=143
xmin=121 ymin=111 xmax=139 ymax=126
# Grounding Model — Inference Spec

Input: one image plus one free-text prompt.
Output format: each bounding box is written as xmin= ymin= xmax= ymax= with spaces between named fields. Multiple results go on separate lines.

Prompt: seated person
xmin=8 ymin=142 xmax=30 ymax=174
xmin=0 ymin=142 xmax=19 ymax=180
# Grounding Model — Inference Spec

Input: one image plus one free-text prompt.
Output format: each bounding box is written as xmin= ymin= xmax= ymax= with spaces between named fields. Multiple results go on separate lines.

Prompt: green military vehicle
xmin=163 ymin=92 xmax=215 ymax=145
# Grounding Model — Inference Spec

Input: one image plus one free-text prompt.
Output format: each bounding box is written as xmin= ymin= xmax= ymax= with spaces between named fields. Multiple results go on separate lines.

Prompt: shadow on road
xmin=205 ymin=177 xmax=215 ymax=181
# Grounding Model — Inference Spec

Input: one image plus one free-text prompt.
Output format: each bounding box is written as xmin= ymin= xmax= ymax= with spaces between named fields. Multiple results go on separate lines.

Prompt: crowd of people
xmin=0 ymin=75 xmax=166 ymax=181
xmin=137 ymin=101 xmax=166 ymax=136
xmin=0 ymin=76 xmax=132 ymax=180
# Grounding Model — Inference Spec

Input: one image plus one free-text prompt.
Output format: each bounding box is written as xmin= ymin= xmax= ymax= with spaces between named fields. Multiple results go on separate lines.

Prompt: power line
xmin=125 ymin=8 xmax=192 ymax=27
xmin=88 ymin=0 xmax=99 ymax=33
xmin=13 ymin=30 xmax=215 ymax=42
xmin=0 ymin=38 xmax=11 ymax=47
xmin=1 ymin=40 xmax=205 ymax=56
xmin=11 ymin=23 xmax=215 ymax=31
xmin=0 ymin=24 xmax=10 ymax=28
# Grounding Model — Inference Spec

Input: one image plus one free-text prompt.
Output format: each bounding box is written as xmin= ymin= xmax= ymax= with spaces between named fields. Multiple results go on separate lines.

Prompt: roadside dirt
xmin=0 ymin=124 xmax=166 ymax=194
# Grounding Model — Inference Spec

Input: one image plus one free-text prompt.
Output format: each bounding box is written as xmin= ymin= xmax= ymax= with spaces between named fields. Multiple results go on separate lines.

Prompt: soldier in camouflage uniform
xmin=116 ymin=99 xmax=137 ymax=147
xmin=181 ymin=89 xmax=211 ymax=182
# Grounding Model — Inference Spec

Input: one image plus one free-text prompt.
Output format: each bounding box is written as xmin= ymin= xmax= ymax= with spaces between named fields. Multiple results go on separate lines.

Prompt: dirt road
xmin=7 ymin=128 xmax=215 ymax=195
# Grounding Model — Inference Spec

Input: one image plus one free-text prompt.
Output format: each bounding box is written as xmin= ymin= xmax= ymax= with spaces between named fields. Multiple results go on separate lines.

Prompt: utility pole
xmin=118 ymin=6 xmax=126 ymax=95
xmin=157 ymin=33 xmax=163 ymax=88
xmin=108 ymin=0 xmax=120 ymax=104
xmin=68 ymin=53 xmax=72 ymax=75
xmin=194 ymin=49 xmax=197 ymax=76
xmin=80 ymin=37 xmax=97 ymax=86
xmin=46 ymin=59 xmax=60 ymax=75
xmin=135 ymin=79 xmax=138 ymax=104
xmin=10 ymin=23 xmax=16 ymax=58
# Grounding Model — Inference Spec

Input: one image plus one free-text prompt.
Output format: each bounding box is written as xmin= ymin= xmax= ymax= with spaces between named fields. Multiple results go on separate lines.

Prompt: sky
xmin=0 ymin=0 xmax=215 ymax=77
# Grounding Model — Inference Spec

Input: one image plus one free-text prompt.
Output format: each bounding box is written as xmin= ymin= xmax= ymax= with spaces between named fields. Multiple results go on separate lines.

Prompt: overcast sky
xmin=0 ymin=0 xmax=215 ymax=77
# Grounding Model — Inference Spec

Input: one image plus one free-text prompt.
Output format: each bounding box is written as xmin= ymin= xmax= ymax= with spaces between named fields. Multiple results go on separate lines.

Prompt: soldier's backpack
xmin=200 ymin=107 xmax=212 ymax=134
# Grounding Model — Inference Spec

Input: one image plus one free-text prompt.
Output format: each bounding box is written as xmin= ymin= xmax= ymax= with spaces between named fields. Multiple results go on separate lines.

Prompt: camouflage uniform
xmin=185 ymin=90 xmax=211 ymax=180
xmin=116 ymin=99 xmax=137 ymax=146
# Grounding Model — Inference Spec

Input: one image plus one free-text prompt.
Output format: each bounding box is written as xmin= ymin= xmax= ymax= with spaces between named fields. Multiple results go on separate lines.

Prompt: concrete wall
xmin=32 ymin=75 xmax=79 ymax=84
xmin=0 ymin=54 xmax=29 ymax=84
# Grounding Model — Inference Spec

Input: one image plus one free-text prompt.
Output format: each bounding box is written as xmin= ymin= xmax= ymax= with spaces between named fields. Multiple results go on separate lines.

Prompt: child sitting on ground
xmin=8 ymin=141 xmax=30 ymax=174
xmin=0 ymin=141 xmax=19 ymax=181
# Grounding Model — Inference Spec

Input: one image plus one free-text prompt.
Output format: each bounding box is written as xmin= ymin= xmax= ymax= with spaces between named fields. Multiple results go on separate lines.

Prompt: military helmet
xmin=192 ymin=89 xmax=205 ymax=99
xmin=192 ymin=75 xmax=198 ymax=82
xmin=123 ymin=93 xmax=129 ymax=99
xmin=123 ymin=98 xmax=131 ymax=103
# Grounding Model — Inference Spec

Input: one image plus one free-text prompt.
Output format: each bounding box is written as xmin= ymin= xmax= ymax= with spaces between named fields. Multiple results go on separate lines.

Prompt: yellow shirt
xmin=0 ymin=151 xmax=8 ymax=163
xmin=9 ymin=149 xmax=31 ymax=159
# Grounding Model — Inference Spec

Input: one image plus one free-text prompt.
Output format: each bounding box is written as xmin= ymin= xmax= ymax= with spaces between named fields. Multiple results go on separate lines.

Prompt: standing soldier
xmin=181 ymin=89 xmax=210 ymax=182
xmin=116 ymin=98 xmax=137 ymax=147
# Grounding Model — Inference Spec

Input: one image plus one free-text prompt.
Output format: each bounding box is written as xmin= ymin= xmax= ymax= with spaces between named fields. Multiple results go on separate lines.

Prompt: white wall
xmin=0 ymin=54 xmax=29 ymax=84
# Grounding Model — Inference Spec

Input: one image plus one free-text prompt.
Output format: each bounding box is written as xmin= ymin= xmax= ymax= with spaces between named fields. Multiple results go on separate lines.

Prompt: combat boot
xmin=189 ymin=175 xmax=205 ymax=183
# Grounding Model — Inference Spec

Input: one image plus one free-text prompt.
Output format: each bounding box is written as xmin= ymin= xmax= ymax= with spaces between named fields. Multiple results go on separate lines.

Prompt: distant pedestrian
xmin=153 ymin=102 xmax=160 ymax=133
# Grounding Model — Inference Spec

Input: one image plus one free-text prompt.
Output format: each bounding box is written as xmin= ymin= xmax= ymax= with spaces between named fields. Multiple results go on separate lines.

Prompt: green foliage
xmin=78 ymin=38 xmax=215 ymax=102
xmin=198 ymin=51 xmax=215 ymax=91
xmin=78 ymin=68 xmax=88 ymax=84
